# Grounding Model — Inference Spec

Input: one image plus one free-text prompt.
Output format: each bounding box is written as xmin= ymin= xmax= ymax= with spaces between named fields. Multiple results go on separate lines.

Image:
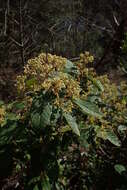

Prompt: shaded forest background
xmin=0 ymin=0 xmax=127 ymax=99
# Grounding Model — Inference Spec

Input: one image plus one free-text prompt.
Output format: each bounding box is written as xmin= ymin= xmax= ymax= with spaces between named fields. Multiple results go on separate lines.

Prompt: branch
xmin=19 ymin=0 xmax=25 ymax=65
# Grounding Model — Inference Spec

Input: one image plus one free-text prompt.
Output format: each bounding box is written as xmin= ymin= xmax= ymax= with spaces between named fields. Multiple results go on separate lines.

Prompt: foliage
xmin=0 ymin=52 xmax=127 ymax=189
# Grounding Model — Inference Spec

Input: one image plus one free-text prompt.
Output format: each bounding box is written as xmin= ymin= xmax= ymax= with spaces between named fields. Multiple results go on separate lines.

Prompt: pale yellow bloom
xmin=0 ymin=106 xmax=6 ymax=124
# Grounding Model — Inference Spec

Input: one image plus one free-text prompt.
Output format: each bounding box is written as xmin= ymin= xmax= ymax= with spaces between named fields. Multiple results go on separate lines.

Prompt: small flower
xmin=0 ymin=106 xmax=6 ymax=125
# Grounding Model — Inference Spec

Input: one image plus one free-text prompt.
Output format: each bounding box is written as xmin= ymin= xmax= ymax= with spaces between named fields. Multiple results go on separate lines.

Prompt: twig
xmin=4 ymin=9 xmax=7 ymax=36
xmin=10 ymin=36 xmax=23 ymax=47
xmin=19 ymin=0 xmax=25 ymax=65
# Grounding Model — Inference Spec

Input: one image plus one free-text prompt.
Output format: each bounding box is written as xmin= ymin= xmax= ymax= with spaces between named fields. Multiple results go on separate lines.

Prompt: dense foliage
xmin=0 ymin=52 xmax=127 ymax=189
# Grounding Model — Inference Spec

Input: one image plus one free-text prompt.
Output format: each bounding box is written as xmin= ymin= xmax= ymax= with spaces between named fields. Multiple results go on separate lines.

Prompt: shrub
xmin=0 ymin=52 xmax=127 ymax=189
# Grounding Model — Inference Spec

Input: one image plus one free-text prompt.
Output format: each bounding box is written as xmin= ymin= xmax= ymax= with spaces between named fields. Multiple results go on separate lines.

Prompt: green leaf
xmin=40 ymin=104 xmax=52 ymax=127
xmin=118 ymin=125 xmax=127 ymax=132
xmin=63 ymin=112 xmax=80 ymax=136
xmin=87 ymin=95 xmax=101 ymax=103
xmin=88 ymin=76 xmax=104 ymax=92
xmin=114 ymin=164 xmax=126 ymax=174
xmin=26 ymin=78 xmax=37 ymax=88
xmin=74 ymin=99 xmax=102 ymax=119
xmin=31 ymin=112 xmax=41 ymax=129
xmin=28 ymin=176 xmax=40 ymax=186
xmin=59 ymin=125 xmax=71 ymax=133
xmin=51 ymin=109 xmax=60 ymax=125
xmin=0 ymin=100 xmax=4 ymax=106
xmin=93 ymin=79 xmax=104 ymax=92
xmin=6 ymin=113 xmax=20 ymax=121
xmin=0 ymin=123 xmax=17 ymax=145
xmin=121 ymin=66 xmax=127 ymax=74
xmin=0 ymin=123 xmax=17 ymax=137
xmin=31 ymin=104 xmax=52 ymax=130
xmin=6 ymin=102 xmax=15 ymax=110
xmin=13 ymin=102 xmax=25 ymax=110
xmin=33 ymin=185 xmax=39 ymax=190
xmin=41 ymin=175 xmax=51 ymax=190
xmin=64 ymin=60 xmax=78 ymax=74
xmin=104 ymin=128 xmax=121 ymax=147
xmin=64 ymin=60 xmax=74 ymax=71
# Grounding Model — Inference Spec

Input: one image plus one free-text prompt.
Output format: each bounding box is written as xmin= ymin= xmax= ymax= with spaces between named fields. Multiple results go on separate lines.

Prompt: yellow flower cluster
xmin=17 ymin=53 xmax=66 ymax=94
xmin=17 ymin=53 xmax=82 ymax=112
xmin=0 ymin=106 xmax=6 ymax=125
xmin=54 ymin=99 xmax=74 ymax=113
xmin=120 ymin=81 xmax=127 ymax=96
xmin=65 ymin=78 xmax=80 ymax=99
xmin=17 ymin=75 xmax=27 ymax=94
xmin=16 ymin=51 xmax=127 ymax=123
xmin=42 ymin=72 xmax=80 ymax=112
xmin=42 ymin=72 xmax=80 ymax=98
xmin=42 ymin=73 xmax=65 ymax=94
xmin=95 ymin=75 xmax=127 ymax=125
xmin=76 ymin=52 xmax=94 ymax=77
xmin=79 ymin=70 xmax=127 ymax=132
xmin=80 ymin=51 xmax=94 ymax=64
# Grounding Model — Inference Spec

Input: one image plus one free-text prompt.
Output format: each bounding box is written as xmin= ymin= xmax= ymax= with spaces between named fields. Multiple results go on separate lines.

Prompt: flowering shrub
xmin=0 ymin=52 xmax=127 ymax=189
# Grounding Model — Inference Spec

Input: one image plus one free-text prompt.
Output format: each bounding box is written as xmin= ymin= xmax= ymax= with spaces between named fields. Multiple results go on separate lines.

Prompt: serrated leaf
xmin=74 ymin=99 xmax=102 ymax=119
xmin=31 ymin=104 xmax=52 ymax=130
xmin=63 ymin=113 xmax=80 ymax=136
xmin=40 ymin=104 xmax=52 ymax=127
xmin=104 ymin=128 xmax=121 ymax=147
xmin=93 ymin=79 xmax=104 ymax=92
xmin=114 ymin=164 xmax=126 ymax=174
xmin=88 ymin=76 xmax=104 ymax=92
